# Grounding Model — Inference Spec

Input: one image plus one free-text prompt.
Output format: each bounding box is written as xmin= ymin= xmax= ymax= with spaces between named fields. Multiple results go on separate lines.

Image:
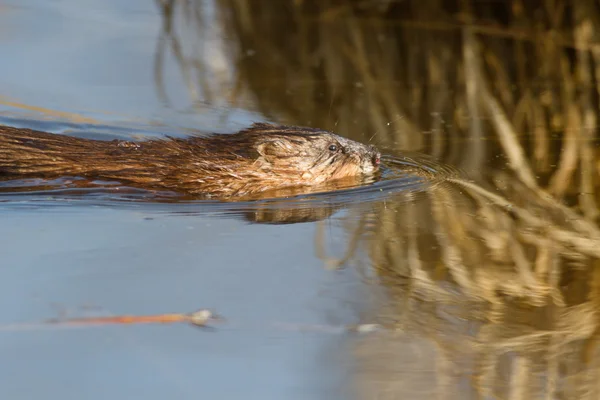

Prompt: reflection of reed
xmin=356 ymin=175 xmax=600 ymax=399
xmin=158 ymin=0 xmax=600 ymax=209
xmin=156 ymin=1 xmax=600 ymax=397
xmin=154 ymin=0 xmax=239 ymax=108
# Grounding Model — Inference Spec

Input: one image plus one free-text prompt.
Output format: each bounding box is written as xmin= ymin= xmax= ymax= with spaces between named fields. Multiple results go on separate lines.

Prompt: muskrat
xmin=0 ymin=123 xmax=380 ymax=198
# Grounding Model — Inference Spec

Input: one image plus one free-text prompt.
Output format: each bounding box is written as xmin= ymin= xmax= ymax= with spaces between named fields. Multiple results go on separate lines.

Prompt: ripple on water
xmin=0 ymin=153 xmax=457 ymax=220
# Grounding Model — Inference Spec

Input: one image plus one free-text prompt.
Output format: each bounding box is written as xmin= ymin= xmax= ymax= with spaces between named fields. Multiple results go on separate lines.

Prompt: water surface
xmin=2 ymin=1 xmax=600 ymax=400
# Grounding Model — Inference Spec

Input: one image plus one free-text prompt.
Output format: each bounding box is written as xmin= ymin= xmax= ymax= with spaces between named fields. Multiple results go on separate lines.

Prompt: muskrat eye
xmin=328 ymin=144 xmax=338 ymax=152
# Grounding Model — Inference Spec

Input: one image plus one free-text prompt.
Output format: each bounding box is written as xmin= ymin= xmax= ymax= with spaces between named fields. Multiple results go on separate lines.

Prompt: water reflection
xmin=352 ymin=177 xmax=600 ymax=399
xmin=155 ymin=1 xmax=600 ymax=398
xmin=159 ymin=0 xmax=600 ymax=201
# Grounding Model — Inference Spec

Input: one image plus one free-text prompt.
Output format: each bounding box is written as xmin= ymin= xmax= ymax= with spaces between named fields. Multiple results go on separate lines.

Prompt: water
xmin=2 ymin=1 xmax=600 ymax=399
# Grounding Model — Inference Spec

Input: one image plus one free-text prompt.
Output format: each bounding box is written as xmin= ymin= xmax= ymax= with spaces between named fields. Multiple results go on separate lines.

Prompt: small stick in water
xmin=45 ymin=309 xmax=223 ymax=328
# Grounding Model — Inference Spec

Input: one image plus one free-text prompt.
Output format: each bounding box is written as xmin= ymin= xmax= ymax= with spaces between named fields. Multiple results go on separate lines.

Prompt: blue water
xmin=0 ymin=205 xmax=361 ymax=399
xmin=0 ymin=1 xmax=368 ymax=399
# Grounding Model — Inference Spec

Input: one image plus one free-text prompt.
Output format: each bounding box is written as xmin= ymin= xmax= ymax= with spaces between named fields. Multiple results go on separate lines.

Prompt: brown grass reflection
xmin=156 ymin=1 xmax=600 ymax=397
xmin=354 ymin=174 xmax=600 ymax=399
xmin=157 ymin=0 xmax=600 ymax=208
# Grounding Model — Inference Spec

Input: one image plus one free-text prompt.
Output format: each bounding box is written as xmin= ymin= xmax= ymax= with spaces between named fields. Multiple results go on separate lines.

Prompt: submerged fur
xmin=0 ymin=123 xmax=381 ymax=197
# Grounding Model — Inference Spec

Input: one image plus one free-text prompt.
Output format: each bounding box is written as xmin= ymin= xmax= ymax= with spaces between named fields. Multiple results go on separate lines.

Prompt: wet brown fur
xmin=0 ymin=123 xmax=380 ymax=197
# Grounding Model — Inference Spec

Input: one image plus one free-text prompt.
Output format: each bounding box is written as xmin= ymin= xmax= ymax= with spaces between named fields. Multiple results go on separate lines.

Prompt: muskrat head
xmin=247 ymin=124 xmax=381 ymax=184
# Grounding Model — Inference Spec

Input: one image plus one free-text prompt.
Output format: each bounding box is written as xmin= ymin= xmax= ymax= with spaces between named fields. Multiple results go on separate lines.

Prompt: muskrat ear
xmin=256 ymin=140 xmax=287 ymax=162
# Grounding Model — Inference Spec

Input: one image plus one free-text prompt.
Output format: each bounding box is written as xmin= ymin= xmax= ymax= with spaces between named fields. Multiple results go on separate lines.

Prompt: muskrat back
xmin=0 ymin=123 xmax=381 ymax=198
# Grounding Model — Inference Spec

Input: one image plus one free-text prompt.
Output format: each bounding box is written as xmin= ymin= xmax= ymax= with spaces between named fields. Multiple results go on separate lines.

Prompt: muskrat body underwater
xmin=0 ymin=123 xmax=380 ymax=198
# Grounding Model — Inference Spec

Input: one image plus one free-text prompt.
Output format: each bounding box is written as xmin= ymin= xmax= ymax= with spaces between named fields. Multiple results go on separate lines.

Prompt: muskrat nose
xmin=372 ymin=152 xmax=381 ymax=166
xmin=367 ymin=145 xmax=380 ymax=166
